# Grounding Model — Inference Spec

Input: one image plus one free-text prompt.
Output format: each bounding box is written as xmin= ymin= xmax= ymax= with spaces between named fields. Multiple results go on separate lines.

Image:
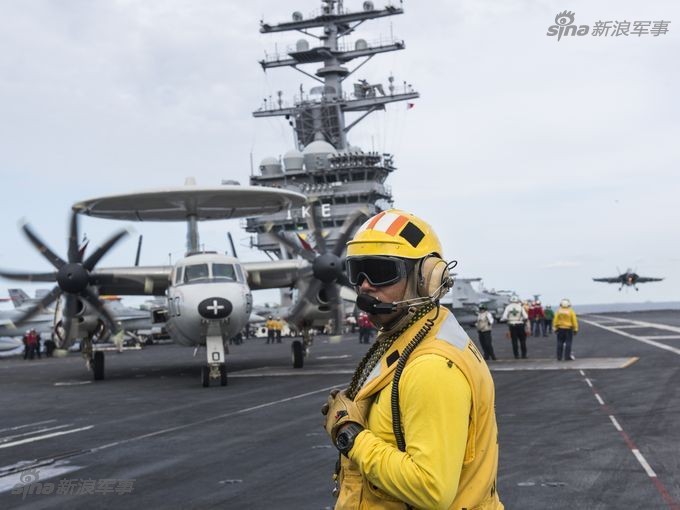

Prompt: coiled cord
xmin=390 ymin=304 xmax=440 ymax=452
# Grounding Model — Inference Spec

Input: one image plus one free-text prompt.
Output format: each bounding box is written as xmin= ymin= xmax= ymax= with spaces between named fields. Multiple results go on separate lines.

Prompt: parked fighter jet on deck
xmin=593 ymin=268 xmax=664 ymax=291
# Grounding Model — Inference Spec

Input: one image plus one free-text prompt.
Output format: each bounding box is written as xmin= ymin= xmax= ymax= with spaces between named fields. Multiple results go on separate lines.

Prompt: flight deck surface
xmin=1 ymin=310 xmax=678 ymax=509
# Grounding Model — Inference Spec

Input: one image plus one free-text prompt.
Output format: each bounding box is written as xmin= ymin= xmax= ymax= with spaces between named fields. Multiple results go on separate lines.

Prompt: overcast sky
xmin=1 ymin=0 xmax=678 ymax=309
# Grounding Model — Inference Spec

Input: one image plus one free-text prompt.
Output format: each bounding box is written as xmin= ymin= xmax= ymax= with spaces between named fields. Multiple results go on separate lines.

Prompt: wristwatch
xmin=335 ymin=423 xmax=364 ymax=456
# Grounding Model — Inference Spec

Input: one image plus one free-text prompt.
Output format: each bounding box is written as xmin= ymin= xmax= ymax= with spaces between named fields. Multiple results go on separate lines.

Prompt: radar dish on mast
xmin=296 ymin=39 xmax=310 ymax=52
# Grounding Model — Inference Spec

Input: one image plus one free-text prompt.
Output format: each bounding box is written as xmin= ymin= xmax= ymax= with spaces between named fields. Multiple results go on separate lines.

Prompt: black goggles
xmin=345 ymin=256 xmax=414 ymax=287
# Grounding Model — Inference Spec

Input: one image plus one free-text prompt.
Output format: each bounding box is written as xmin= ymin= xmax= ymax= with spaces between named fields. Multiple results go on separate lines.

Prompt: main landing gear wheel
xmin=219 ymin=365 xmax=227 ymax=386
xmin=292 ymin=340 xmax=304 ymax=369
xmin=93 ymin=351 xmax=105 ymax=381
xmin=201 ymin=366 xmax=210 ymax=387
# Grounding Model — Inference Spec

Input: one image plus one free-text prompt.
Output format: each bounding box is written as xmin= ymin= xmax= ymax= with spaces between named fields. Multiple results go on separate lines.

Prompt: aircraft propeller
xmin=227 ymin=232 xmax=238 ymax=258
xmin=0 ymin=211 xmax=128 ymax=345
xmin=269 ymin=204 xmax=367 ymax=335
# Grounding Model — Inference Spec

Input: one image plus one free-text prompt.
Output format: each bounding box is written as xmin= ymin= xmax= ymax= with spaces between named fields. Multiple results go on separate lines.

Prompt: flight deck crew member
xmin=35 ymin=331 xmax=42 ymax=359
xmin=275 ymin=317 xmax=283 ymax=343
xmin=357 ymin=311 xmax=373 ymax=344
xmin=265 ymin=315 xmax=276 ymax=344
xmin=321 ymin=210 xmax=503 ymax=510
xmin=25 ymin=329 xmax=38 ymax=360
xmin=530 ymin=301 xmax=545 ymax=337
xmin=543 ymin=305 xmax=554 ymax=336
xmin=553 ymin=299 xmax=578 ymax=361
xmin=501 ymin=296 xmax=529 ymax=359
xmin=112 ymin=322 xmax=125 ymax=353
xmin=475 ymin=303 xmax=497 ymax=361
xmin=45 ymin=336 xmax=56 ymax=357
xmin=22 ymin=331 xmax=30 ymax=360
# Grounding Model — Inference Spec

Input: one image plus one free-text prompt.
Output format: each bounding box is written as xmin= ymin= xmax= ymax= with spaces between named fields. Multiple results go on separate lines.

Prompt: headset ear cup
xmin=418 ymin=256 xmax=450 ymax=298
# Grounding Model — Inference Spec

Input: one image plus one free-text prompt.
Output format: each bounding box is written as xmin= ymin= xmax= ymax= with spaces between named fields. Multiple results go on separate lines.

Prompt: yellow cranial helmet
xmin=346 ymin=209 xmax=443 ymax=259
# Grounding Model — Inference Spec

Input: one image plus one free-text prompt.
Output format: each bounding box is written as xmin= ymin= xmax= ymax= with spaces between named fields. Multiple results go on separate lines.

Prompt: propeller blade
xmin=68 ymin=211 xmax=81 ymax=263
xmin=20 ymin=222 xmax=66 ymax=270
xmin=307 ymin=201 xmax=327 ymax=254
xmin=325 ymin=283 xmax=345 ymax=336
xmin=297 ymin=265 xmax=315 ymax=282
xmin=83 ymin=229 xmax=129 ymax=271
xmin=336 ymin=269 xmax=353 ymax=289
xmin=63 ymin=293 xmax=79 ymax=318
xmin=270 ymin=230 xmax=316 ymax=263
xmin=56 ymin=294 xmax=80 ymax=346
xmin=81 ymin=287 xmax=118 ymax=332
xmin=13 ymin=285 xmax=61 ymax=324
xmin=0 ymin=270 xmax=56 ymax=282
xmin=332 ymin=208 xmax=369 ymax=257
xmin=135 ymin=235 xmax=143 ymax=266
xmin=287 ymin=278 xmax=322 ymax=324
xmin=227 ymin=232 xmax=238 ymax=259
xmin=58 ymin=314 xmax=76 ymax=347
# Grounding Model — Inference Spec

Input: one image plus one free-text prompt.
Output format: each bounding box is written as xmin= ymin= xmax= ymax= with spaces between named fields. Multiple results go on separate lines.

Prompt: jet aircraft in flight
xmin=593 ymin=269 xmax=664 ymax=291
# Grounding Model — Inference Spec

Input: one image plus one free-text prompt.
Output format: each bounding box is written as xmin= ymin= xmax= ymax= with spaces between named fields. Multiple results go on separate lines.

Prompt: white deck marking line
xmin=585 ymin=378 xmax=593 ymax=388
xmin=231 ymin=370 xmax=353 ymax=378
xmin=0 ymin=420 xmax=57 ymax=434
xmin=579 ymin=370 xmax=585 ymax=376
xmin=582 ymin=319 xmax=680 ymax=356
xmin=91 ymin=385 xmax=340 ymax=453
xmin=580 ymin=371 xmax=675 ymax=505
xmin=594 ymin=393 xmax=605 ymax=405
xmin=613 ymin=325 xmax=653 ymax=329
xmin=0 ymin=424 xmax=72 ymax=444
xmin=0 ymin=426 xmax=94 ymax=450
xmin=589 ymin=315 xmax=680 ymax=334
xmin=0 ymin=465 xmax=84 ymax=494
xmin=641 ymin=335 xmax=680 ymax=340
xmin=632 ymin=449 xmax=657 ymax=478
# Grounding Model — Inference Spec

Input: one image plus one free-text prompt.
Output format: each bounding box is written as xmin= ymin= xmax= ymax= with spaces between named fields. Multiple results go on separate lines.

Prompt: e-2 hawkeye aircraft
xmin=0 ymin=184 xmax=361 ymax=387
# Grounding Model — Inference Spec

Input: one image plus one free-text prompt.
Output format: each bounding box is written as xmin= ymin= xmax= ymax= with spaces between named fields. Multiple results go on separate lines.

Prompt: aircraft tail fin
xmin=8 ymin=289 xmax=30 ymax=309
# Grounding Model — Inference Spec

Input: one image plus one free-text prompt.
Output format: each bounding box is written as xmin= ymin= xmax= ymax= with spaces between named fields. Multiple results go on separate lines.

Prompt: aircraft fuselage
xmin=164 ymin=253 xmax=252 ymax=347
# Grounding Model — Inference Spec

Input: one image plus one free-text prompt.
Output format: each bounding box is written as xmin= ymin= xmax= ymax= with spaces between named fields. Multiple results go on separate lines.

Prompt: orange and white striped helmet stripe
xmin=356 ymin=211 xmax=425 ymax=247
xmin=357 ymin=211 xmax=406 ymax=235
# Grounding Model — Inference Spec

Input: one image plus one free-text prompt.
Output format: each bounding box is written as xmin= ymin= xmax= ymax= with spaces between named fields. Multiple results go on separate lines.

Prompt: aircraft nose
xmin=197 ymin=297 xmax=233 ymax=319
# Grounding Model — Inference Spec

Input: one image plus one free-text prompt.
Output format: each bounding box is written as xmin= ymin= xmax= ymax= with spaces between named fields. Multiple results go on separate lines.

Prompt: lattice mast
xmin=255 ymin=0 xmax=419 ymax=151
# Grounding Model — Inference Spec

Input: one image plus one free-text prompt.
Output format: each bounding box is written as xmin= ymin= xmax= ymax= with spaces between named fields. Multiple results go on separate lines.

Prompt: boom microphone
xmin=356 ymin=294 xmax=437 ymax=315
xmin=356 ymin=294 xmax=397 ymax=315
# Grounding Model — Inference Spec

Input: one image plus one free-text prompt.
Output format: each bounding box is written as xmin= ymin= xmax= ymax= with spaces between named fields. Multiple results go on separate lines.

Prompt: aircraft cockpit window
xmin=213 ymin=263 xmax=236 ymax=281
xmin=234 ymin=264 xmax=245 ymax=283
xmin=184 ymin=264 xmax=210 ymax=282
xmin=175 ymin=266 xmax=184 ymax=285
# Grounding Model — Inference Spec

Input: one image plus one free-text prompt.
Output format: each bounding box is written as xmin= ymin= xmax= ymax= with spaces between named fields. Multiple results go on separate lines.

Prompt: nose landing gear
xmin=201 ymin=331 xmax=228 ymax=387
xmin=201 ymin=363 xmax=227 ymax=387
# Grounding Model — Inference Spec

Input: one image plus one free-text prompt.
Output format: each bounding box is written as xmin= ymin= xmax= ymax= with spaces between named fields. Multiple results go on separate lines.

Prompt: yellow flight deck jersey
xmin=337 ymin=307 xmax=503 ymax=510
xmin=552 ymin=307 xmax=578 ymax=332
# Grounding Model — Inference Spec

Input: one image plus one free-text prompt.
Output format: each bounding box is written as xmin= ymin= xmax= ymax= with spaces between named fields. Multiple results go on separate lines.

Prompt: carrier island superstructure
xmin=245 ymin=0 xmax=418 ymax=256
